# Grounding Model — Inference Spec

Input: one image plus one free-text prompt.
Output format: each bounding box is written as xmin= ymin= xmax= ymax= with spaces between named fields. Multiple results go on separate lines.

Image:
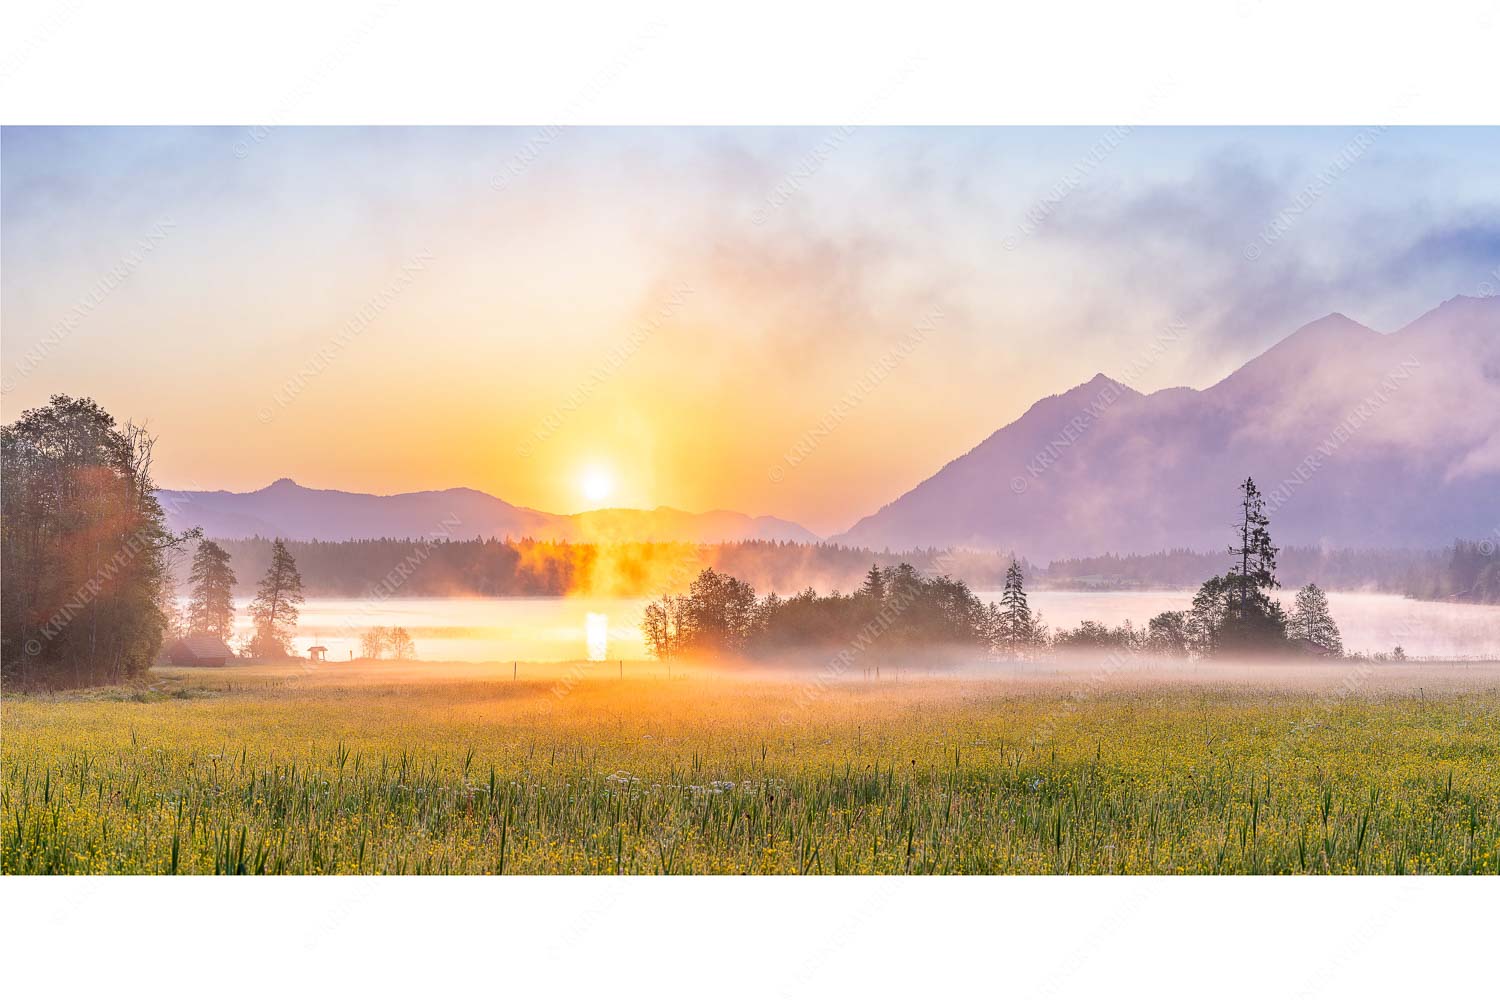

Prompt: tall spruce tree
xmin=997 ymin=557 xmax=1037 ymax=653
xmin=248 ymin=539 xmax=304 ymax=659
xmin=1216 ymin=477 xmax=1288 ymax=653
xmin=1229 ymin=477 xmax=1279 ymax=603
xmin=186 ymin=539 xmax=237 ymax=640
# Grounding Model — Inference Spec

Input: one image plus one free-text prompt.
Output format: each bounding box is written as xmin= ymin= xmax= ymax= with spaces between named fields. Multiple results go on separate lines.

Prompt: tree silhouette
xmin=248 ymin=539 xmax=303 ymax=659
xmin=1229 ymin=477 xmax=1279 ymax=605
xmin=685 ymin=568 xmax=756 ymax=653
xmin=641 ymin=593 xmax=689 ymax=660
xmin=389 ymin=626 xmax=415 ymax=660
xmin=1214 ymin=477 xmax=1289 ymax=654
xmin=642 ymin=565 xmax=994 ymax=662
xmin=186 ymin=539 xmax=237 ymax=640
xmin=1145 ymin=610 xmax=1191 ymax=656
xmin=1289 ymin=583 xmax=1342 ymax=656
xmin=996 ymin=557 xmax=1038 ymax=654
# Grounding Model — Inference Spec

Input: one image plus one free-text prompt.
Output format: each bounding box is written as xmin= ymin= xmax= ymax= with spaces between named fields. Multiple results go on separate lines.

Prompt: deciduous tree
xmin=1 ymin=395 xmax=197 ymax=686
xmin=1289 ymin=583 xmax=1342 ymax=656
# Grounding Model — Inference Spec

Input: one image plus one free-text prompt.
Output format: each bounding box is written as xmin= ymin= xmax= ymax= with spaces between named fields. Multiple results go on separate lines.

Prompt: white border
xmin=3 ymin=2 xmax=1496 ymax=995
xmin=2 ymin=876 xmax=1493 ymax=997
xmin=1 ymin=0 xmax=1498 ymax=124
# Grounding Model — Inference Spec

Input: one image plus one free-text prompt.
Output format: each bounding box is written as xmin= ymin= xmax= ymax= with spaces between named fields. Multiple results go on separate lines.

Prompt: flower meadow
xmin=3 ymin=661 xmax=1497 ymax=874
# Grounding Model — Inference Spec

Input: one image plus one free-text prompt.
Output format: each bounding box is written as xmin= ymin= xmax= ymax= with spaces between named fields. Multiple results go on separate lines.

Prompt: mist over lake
xmin=250 ymin=590 xmax=1500 ymax=664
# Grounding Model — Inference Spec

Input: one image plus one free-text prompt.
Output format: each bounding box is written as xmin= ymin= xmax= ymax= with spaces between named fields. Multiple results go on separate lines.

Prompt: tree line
xmin=642 ymin=478 xmax=1352 ymax=663
xmin=1044 ymin=545 xmax=1464 ymax=599
xmin=182 ymin=533 xmax=1483 ymax=604
xmin=185 ymin=536 xmax=1039 ymax=599
xmin=1402 ymin=539 xmax=1500 ymax=604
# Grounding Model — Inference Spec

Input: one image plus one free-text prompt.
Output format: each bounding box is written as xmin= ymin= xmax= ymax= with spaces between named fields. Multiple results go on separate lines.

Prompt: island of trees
xmin=641 ymin=478 xmax=1355 ymax=665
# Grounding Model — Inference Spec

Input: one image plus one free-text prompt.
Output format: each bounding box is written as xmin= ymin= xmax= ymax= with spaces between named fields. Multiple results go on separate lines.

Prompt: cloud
xmin=1034 ymin=144 xmax=1500 ymax=373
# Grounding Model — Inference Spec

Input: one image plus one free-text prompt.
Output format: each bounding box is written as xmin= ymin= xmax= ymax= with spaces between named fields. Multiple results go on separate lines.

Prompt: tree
xmin=858 ymin=564 xmax=886 ymax=604
xmin=248 ymin=539 xmax=303 ymax=659
xmin=1229 ymin=477 xmax=1279 ymax=601
xmin=2 ymin=395 xmax=197 ymax=687
xmin=684 ymin=568 xmax=757 ymax=653
xmin=360 ymin=625 xmax=416 ymax=660
xmin=389 ymin=627 xmax=415 ymax=660
xmin=1288 ymin=583 xmax=1342 ymax=656
xmin=1214 ymin=478 xmax=1289 ymax=655
xmin=186 ymin=539 xmax=237 ymax=639
xmin=995 ymin=557 xmax=1040 ymax=654
xmin=360 ymin=626 xmax=391 ymax=659
xmin=1145 ymin=610 xmax=1191 ymax=656
xmin=158 ymin=570 xmax=186 ymax=645
xmin=1185 ymin=574 xmax=1232 ymax=656
xmin=642 ymin=593 xmax=692 ymax=660
xmin=641 ymin=596 xmax=676 ymax=660
xmin=648 ymin=564 xmax=996 ymax=663
xmin=1053 ymin=619 xmax=1142 ymax=651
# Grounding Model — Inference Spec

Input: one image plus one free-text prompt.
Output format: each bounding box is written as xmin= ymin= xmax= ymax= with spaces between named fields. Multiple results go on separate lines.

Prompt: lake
xmin=231 ymin=590 xmax=1500 ymax=663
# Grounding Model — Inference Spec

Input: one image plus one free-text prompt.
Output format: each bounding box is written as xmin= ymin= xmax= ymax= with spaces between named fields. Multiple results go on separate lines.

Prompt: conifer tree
xmin=1211 ymin=478 xmax=1288 ymax=653
xmin=1229 ymin=477 xmax=1279 ymax=607
xmin=997 ymin=557 xmax=1037 ymax=652
xmin=248 ymin=539 xmax=303 ymax=659
xmin=186 ymin=539 xmax=237 ymax=640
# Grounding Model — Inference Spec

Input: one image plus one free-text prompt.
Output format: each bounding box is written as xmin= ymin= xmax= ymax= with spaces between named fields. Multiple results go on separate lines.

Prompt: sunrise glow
xmin=579 ymin=466 xmax=615 ymax=506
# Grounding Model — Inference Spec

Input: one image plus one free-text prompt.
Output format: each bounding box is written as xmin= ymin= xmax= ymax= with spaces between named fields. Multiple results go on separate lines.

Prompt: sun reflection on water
xmin=585 ymin=612 xmax=608 ymax=661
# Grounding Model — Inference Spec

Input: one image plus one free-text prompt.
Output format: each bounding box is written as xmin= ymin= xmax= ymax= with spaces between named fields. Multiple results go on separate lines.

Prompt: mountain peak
xmin=1398 ymin=292 xmax=1500 ymax=334
xmin=264 ymin=478 xmax=300 ymax=490
xmin=1056 ymin=372 xmax=1137 ymax=402
xmin=1208 ymin=312 xmax=1380 ymax=398
xmin=1295 ymin=311 xmax=1370 ymax=337
xmin=835 ymin=294 xmax=1499 ymax=559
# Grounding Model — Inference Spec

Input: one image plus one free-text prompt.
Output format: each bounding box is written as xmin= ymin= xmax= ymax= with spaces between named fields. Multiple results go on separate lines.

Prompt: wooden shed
xmin=166 ymin=634 xmax=235 ymax=667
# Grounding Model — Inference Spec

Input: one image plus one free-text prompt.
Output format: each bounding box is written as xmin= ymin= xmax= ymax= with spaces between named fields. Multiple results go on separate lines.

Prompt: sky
xmin=3 ymin=126 xmax=1498 ymax=535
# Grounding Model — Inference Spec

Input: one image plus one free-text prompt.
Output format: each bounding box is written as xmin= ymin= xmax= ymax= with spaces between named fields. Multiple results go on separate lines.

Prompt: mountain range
xmin=835 ymin=295 xmax=1500 ymax=559
xmin=159 ymin=295 xmax=1498 ymax=559
xmin=156 ymin=479 xmax=821 ymax=545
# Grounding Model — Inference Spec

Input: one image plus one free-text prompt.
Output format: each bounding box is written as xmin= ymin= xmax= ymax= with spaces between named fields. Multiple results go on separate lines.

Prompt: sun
xmin=579 ymin=466 xmax=615 ymax=505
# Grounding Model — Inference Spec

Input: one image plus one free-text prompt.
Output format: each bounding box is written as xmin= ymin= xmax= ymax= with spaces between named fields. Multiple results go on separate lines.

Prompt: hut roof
xmin=172 ymin=634 xmax=234 ymax=659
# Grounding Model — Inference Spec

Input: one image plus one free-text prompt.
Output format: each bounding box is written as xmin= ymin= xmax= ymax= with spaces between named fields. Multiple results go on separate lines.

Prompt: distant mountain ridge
xmin=160 ymin=296 xmax=1498 ymax=558
xmin=836 ymin=295 xmax=1500 ymax=560
xmin=156 ymin=479 xmax=821 ymax=544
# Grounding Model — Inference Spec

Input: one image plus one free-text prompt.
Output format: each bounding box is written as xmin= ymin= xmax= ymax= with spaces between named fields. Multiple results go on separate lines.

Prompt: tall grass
xmin=3 ymin=667 xmax=1496 ymax=874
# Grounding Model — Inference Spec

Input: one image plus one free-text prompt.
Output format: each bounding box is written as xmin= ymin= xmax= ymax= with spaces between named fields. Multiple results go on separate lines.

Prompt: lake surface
xmin=231 ymin=590 xmax=1500 ymax=663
